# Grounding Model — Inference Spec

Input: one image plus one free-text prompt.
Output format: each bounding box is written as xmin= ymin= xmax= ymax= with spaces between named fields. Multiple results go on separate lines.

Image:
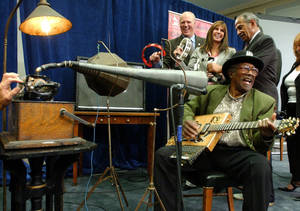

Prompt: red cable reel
xmin=142 ymin=43 xmax=166 ymax=68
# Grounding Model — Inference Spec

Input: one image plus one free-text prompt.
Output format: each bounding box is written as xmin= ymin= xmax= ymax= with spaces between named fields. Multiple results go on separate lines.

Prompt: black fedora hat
xmin=222 ymin=50 xmax=264 ymax=80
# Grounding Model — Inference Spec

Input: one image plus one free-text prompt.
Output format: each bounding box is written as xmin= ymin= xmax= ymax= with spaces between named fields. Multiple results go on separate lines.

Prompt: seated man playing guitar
xmin=154 ymin=50 xmax=279 ymax=211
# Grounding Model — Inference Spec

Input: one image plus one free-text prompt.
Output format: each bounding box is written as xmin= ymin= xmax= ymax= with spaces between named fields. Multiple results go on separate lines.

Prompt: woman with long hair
xmin=188 ymin=20 xmax=236 ymax=84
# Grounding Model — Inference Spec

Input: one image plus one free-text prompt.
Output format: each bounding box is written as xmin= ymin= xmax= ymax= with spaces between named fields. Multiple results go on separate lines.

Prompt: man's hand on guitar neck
xmin=258 ymin=113 xmax=277 ymax=139
xmin=182 ymin=120 xmax=200 ymax=139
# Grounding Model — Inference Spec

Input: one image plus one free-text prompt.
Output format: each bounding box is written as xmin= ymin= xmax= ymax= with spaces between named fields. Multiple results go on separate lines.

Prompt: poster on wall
xmin=168 ymin=10 xmax=212 ymax=39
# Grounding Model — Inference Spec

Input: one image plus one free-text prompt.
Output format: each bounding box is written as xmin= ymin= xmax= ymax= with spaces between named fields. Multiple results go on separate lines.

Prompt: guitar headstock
xmin=276 ymin=117 xmax=299 ymax=136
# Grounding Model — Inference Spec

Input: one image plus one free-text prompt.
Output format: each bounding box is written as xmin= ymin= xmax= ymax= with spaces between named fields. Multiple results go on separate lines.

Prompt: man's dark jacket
xmin=245 ymin=32 xmax=279 ymax=103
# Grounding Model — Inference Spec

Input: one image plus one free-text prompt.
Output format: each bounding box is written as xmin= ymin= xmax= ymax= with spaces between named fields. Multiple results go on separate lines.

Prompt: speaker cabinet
xmin=75 ymin=57 xmax=145 ymax=111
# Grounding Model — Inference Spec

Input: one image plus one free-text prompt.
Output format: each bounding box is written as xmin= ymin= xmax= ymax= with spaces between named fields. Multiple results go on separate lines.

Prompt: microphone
xmin=36 ymin=61 xmax=208 ymax=95
xmin=175 ymin=38 xmax=193 ymax=61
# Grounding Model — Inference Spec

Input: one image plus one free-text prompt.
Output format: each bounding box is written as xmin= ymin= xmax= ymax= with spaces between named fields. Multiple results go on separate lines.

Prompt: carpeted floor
xmin=63 ymin=153 xmax=300 ymax=211
xmin=1 ymin=149 xmax=300 ymax=210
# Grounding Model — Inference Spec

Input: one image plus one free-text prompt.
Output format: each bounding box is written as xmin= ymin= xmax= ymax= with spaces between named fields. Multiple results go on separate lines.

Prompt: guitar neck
xmin=207 ymin=120 xmax=279 ymax=132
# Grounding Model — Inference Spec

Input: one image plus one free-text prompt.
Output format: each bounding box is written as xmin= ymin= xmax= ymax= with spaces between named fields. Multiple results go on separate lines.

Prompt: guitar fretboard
xmin=206 ymin=120 xmax=280 ymax=132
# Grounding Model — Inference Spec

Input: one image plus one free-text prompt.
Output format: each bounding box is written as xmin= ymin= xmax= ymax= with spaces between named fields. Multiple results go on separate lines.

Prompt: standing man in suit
xmin=150 ymin=11 xmax=205 ymax=137
xmin=150 ymin=11 xmax=205 ymax=69
xmin=235 ymin=12 xmax=278 ymax=206
xmin=235 ymin=12 xmax=279 ymax=104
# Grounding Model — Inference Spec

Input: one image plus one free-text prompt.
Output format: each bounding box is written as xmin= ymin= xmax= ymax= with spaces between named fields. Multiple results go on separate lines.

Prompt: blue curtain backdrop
xmin=0 ymin=0 xmax=243 ymax=175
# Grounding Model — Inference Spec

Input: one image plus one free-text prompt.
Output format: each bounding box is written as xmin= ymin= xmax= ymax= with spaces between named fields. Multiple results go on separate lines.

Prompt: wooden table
xmin=0 ymin=140 xmax=97 ymax=211
xmin=72 ymin=111 xmax=160 ymax=185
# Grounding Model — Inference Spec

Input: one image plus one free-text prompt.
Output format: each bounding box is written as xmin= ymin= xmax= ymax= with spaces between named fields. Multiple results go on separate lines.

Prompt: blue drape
xmin=0 ymin=0 xmax=17 ymax=75
xmin=0 ymin=0 xmax=243 ymax=175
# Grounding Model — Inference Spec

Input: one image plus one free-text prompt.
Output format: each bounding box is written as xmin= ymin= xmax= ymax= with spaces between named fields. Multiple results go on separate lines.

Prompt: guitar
xmin=166 ymin=113 xmax=299 ymax=153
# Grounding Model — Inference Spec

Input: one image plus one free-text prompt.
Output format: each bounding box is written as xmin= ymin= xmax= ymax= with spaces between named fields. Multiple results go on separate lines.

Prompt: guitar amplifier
xmin=75 ymin=57 xmax=145 ymax=111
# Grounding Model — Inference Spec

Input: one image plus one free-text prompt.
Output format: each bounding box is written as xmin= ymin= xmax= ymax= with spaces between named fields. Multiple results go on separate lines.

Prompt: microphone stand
xmin=77 ymin=41 xmax=128 ymax=211
xmin=135 ymin=84 xmax=187 ymax=211
xmin=77 ymin=98 xmax=128 ymax=211
xmin=173 ymin=84 xmax=185 ymax=211
xmin=171 ymin=84 xmax=206 ymax=211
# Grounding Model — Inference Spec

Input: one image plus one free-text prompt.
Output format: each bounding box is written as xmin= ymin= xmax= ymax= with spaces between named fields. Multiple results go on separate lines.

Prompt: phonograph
xmin=0 ymin=49 xmax=133 ymax=150
xmin=0 ymin=73 xmax=91 ymax=150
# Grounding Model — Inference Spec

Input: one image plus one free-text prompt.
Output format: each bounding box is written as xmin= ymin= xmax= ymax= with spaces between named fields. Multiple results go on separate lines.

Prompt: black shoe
xmin=278 ymin=183 xmax=299 ymax=192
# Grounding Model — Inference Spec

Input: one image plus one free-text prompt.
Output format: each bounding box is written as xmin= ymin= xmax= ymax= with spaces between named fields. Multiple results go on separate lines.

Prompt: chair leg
xmin=226 ymin=187 xmax=235 ymax=211
xmin=280 ymin=136 xmax=284 ymax=161
xmin=72 ymin=161 xmax=78 ymax=185
xmin=203 ymin=187 xmax=213 ymax=211
xmin=267 ymin=150 xmax=271 ymax=161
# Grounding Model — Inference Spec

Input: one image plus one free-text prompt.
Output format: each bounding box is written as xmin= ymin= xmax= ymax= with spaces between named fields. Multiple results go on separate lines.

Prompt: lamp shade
xmin=19 ymin=1 xmax=72 ymax=36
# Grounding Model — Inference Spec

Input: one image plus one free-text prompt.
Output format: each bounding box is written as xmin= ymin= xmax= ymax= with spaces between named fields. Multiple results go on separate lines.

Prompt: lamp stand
xmin=135 ymin=109 xmax=166 ymax=211
xmin=2 ymin=1 xmax=24 ymax=210
xmin=2 ymin=0 xmax=72 ymax=210
xmin=77 ymin=98 xmax=128 ymax=211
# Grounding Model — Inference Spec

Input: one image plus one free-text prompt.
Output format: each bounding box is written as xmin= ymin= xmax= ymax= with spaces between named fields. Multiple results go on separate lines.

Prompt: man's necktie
xmin=243 ymin=42 xmax=249 ymax=50
xmin=191 ymin=39 xmax=195 ymax=50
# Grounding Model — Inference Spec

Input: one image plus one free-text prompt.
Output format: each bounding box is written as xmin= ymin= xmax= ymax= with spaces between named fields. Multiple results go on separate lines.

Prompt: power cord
xmin=83 ymin=96 xmax=100 ymax=211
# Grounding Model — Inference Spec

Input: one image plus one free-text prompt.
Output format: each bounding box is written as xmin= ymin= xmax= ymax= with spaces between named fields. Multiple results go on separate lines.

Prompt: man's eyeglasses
xmin=238 ymin=65 xmax=259 ymax=76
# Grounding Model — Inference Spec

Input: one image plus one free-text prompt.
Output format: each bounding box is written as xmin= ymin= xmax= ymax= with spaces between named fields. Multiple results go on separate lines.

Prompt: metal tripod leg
xmin=135 ymin=182 xmax=166 ymax=211
xmin=77 ymin=166 xmax=128 ymax=211
xmin=135 ymin=110 xmax=166 ymax=211
xmin=77 ymin=99 xmax=128 ymax=211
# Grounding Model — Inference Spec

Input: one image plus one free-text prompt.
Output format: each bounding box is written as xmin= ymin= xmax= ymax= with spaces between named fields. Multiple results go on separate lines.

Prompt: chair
xmin=184 ymin=171 xmax=238 ymax=211
xmin=182 ymin=147 xmax=275 ymax=211
xmin=267 ymin=135 xmax=285 ymax=161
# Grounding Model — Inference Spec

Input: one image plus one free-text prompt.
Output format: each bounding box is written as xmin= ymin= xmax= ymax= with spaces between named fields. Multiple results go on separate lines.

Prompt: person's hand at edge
xmin=0 ymin=73 xmax=23 ymax=110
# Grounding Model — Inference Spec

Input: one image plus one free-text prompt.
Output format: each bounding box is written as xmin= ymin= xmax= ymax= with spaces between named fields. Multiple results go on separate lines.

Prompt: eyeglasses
xmin=238 ymin=65 xmax=259 ymax=76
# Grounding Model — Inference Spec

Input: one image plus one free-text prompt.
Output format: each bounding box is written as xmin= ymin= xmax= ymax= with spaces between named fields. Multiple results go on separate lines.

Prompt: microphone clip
xmin=171 ymin=83 xmax=185 ymax=91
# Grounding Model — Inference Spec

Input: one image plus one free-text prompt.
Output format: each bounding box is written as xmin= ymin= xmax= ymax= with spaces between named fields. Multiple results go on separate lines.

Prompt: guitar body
xmin=166 ymin=113 xmax=232 ymax=151
xmin=166 ymin=113 xmax=298 ymax=164
xmin=165 ymin=113 xmax=298 ymax=164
